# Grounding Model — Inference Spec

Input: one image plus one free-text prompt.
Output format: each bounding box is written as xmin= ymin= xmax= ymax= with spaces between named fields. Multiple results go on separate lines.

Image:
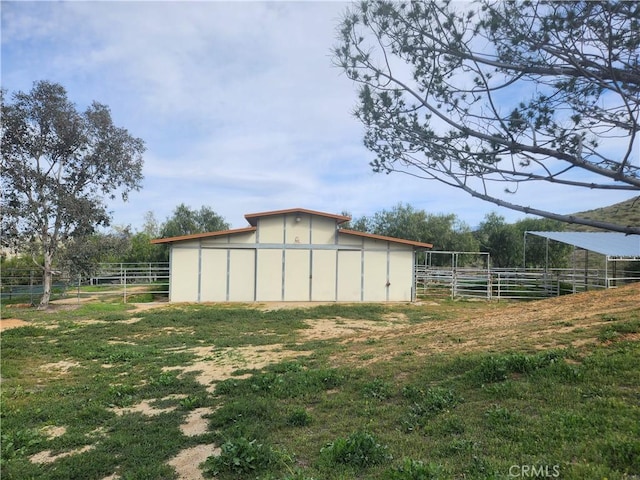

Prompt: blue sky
xmin=2 ymin=1 xmax=635 ymax=231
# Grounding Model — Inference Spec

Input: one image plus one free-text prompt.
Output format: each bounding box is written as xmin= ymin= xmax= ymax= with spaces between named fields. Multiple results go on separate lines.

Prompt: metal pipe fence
xmin=1 ymin=263 xmax=169 ymax=304
xmin=415 ymin=266 xmax=637 ymax=300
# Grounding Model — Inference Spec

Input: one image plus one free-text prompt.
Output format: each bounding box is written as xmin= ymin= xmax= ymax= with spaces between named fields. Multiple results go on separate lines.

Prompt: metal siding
xmin=338 ymin=234 xmax=363 ymax=246
xmin=285 ymin=213 xmax=311 ymax=244
xmin=201 ymin=230 xmax=256 ymax=247
xmin=312 ymin=217 xmax=338 ymax=244
xmin=363 ymin=250 xmax=388 ymax=301
xmin=200 ymin=249 xmax=228 ymax=302
xmin=170 ymin=248 xmax=200 ymax=302
xmin=228 ymin=249 xmax=256 ymax=301
xmin=256 ymin=249 xmax=283 ymax=300
xmin=284 ymin=249 xmax=310 ymax=301
xmin=311 ymin=250 xmax=337 ymax=301
xmin=258 ymin=217 xmax=285 ymax=243
xmin=166 ymin=212 xmax=421 ymax=303
xmin=388 ymin=249 xmax=414 ymax=301
xmin=337 ymin=250 xmax=361 ymax=301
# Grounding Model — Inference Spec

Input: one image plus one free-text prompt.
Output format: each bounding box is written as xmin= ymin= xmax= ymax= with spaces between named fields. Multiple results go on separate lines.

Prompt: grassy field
xmin=1 ymin=284 xmax=639 ymax=480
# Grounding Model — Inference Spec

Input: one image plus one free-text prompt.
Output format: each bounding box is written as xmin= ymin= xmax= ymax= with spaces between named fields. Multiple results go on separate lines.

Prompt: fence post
xmin=123 ymin=269 xmax=127 ymax=303
xmin=30 ymin=269 xmax=34 ymax=305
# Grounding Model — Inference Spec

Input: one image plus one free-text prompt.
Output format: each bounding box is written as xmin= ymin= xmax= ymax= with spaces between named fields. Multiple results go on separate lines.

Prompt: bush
xmin=203 ymin=437 xmax=288 ymax=476
xmin=286 ymin=408 xmax=312 ymax=427
xmin=362 ymin=378 xmax=393 ymax=400
xmin=321 ymin=430 xmax=391 ymax=468
xmin=470 ymin=351 xmax=566 ymax=384
xmin=386 ymin=458 xmax=446 ymax=480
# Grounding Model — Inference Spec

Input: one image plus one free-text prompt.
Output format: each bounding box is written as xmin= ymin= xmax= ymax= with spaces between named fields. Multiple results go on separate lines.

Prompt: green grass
xmin=1 ymin=294 xmax=639 ymax=479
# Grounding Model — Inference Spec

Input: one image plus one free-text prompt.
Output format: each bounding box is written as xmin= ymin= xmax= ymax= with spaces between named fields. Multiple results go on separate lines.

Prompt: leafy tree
xmin=475 ymin=213 xmax=572 ymax=267
xmin=160 ymin=204 xmax=229 ymax=238
xmin=334 ymin=0 xmax=640 ymax=234
xmin=347 ymin=203 xmax=478 ymax=254
xmin=1 ymin=81 xmax=145 ymax=308
xmin=59 ymin=230 xmax=131 ymax=279
xmin=475 ymin=213 xmax=522 ymax=268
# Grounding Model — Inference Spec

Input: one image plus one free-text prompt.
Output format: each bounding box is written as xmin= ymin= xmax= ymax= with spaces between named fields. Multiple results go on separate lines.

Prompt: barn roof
xmin=339 ymin=229 xmax=433 ymax=249
xmin=527 ymin=231 xmax=640 ymax=258
xmin=150 ymin=227 xmax=256 ymax=244
xmin=244 ymin=208 xmax=351 ymax=226
xmin=151 ymin=208 xmax=433 ymax=248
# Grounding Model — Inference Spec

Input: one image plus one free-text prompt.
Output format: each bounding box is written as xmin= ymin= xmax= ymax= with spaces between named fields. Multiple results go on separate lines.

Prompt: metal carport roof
xmin=526 ymin=232 xmax=640 ymax=258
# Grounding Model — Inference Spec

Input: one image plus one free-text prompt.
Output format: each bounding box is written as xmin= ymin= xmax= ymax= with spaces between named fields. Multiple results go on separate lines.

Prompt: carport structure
xmin=525 ymin=232 xmax=640 ymax=288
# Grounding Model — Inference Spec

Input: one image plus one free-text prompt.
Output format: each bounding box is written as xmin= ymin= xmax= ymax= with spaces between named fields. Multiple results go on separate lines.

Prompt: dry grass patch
xmin=330 ymin=283 xmax=640 ymax=366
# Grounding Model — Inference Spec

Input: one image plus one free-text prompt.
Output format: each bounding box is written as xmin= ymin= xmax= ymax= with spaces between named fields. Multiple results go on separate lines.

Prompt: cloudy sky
xmin=2 ymin=1 xmax=635 ymax=231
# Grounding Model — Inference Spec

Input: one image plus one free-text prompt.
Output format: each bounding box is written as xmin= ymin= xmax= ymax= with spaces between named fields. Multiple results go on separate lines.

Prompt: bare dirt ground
xmin=163 ymin=344 xmax=314 ymax=393
xmin=0 ymin=318 xmax=30 ymax=331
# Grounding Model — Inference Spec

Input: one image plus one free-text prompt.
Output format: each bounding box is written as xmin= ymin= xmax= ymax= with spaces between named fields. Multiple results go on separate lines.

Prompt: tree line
xmin=1 ymin=202 xmax=573 ymax=281
xmin=343 ymin=203 xmax=571 ymax=268
xmin=5 ymin=2 xmax=637 ymax=307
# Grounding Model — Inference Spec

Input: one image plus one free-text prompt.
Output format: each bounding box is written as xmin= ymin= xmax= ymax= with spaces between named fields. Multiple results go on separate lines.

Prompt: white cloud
xmin=2 ymin=1 xmax=635 ymax=234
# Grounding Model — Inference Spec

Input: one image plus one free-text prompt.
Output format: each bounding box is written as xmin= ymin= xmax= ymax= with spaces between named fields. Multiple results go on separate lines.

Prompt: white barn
xmin=152 ymin=208 xmax=433 ymax=303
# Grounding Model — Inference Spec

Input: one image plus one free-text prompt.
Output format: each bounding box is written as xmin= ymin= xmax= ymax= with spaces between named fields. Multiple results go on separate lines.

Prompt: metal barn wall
xmin=166 ymin=212 xmax=417 ymax=302
xmin=169 ymin=242 xmax=200 ymax=302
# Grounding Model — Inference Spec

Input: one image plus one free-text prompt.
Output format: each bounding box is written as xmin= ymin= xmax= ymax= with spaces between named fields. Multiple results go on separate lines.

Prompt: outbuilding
xmin=152 ymin=208 xmax=433 ymax=303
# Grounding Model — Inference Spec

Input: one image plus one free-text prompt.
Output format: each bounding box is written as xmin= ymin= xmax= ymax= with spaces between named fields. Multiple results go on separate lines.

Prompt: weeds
xmin=203 ymin=437 xmax=290 ymax=478
xmin=2 ymin=292 xmax=639 ymax=480
xmin=321 ymin=430 xmax=391 ymax=468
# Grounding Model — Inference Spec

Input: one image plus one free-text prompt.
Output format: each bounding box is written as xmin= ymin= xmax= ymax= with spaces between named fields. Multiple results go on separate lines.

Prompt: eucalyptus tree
xmin=160 ymin=204 xmax=229 ymax=239
xmin=1 ymin=81 xmax=145 ymax=308
xmin=334 ymin=0 xmax=640 ymax=234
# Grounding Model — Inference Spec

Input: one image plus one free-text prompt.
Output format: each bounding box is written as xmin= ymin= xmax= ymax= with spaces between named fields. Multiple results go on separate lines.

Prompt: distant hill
xmin=566 ymin=195 xmax=640 ymax=232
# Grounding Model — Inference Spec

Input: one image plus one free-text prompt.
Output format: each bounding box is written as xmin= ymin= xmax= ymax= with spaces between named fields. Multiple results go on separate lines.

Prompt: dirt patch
xmin=41 ymin=425 xmax=67 ymax=439
xmin=130 ymin=302 xmax=169 ymax=312
xmin=300 ymin=315 xmax=408 ymax=341
xmin=163 ymin=344 xmax=312 ymax=392
xmin=111 ymin=394 xmax=187 ymax=417
xmin=30 ymin=445 xmax=95 ymax=464
xmin=181 ymin=407 xmax=215 ymax=437
xmin=0 ymin=318 xmax=30 ymax=331
xmin=167 ymin=444 xmax=220 ymax=480
xmin=40 ymin=360 xmax=80 ymax=374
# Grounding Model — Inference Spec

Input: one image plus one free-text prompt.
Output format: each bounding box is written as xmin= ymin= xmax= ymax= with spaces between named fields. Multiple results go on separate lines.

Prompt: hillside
xmin=2 ymin=285 xmax=639 ymax=479
xmin=566 ymin=195 xmax=639 ymax=232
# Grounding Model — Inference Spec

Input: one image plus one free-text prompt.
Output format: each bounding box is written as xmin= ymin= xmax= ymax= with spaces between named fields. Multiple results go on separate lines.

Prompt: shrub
xmin=179 ymin=395 xmax=204 ymax=410
xmin=287 ymin=408 xmax=312 ymax=427
xmin=470 ymin=351 xmax=566 ymax=384
xmin=401 ymin=386 xmax=462 ymax=432
xmin=321 ymin=430 xmax=391 ymax=468
xmin=386 ymin=458 xmax=446 ymax=480
xmin=203 ymin=437 xmax=288 ymax=476
xmin=362 ymin=378 xmax=393 ymax=400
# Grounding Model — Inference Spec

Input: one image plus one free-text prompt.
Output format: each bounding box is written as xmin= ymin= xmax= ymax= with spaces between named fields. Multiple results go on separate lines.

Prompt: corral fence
xmin=415 ymin=265 xmax=639 ymax=300
xmin=1 ymin=263 xmax=169 ymax=304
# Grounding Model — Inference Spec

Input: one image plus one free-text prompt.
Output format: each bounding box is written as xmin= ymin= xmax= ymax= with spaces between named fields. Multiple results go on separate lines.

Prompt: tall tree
xmin=475 ymin=213 xmax=521 ymax=268
xmin=348 ymin=203 xmax=478 ymax=252
xmin=1 ymin=81 xmax=145 ymax=308
xmin=160 ymin=204 xmax=229 ymax=239
xmin=334 ymin=1 xmax=640 ymax=234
